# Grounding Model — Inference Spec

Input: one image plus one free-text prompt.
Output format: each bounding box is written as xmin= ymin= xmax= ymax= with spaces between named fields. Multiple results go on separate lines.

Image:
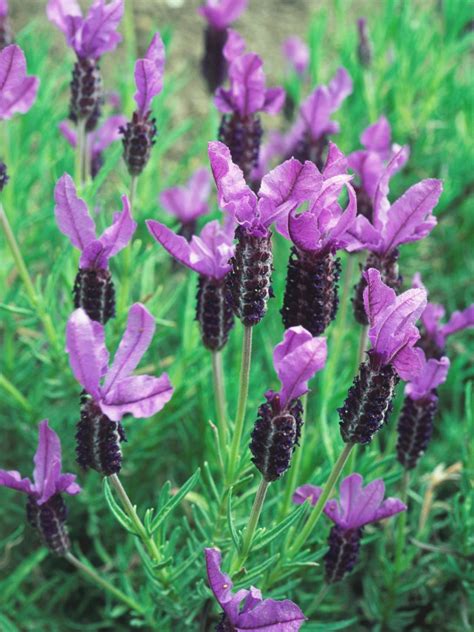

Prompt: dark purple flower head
xmin=198 ymin=0 xmax=247 ymax=30
xmin=282 ymin=36 xmax=309 ymax=76
xmin=0 ymin=420 xmax=81 ymax=505
xmin=215 ymin=33 xmax=285 ymax=118
xmin=46 ymin=0 xmax=123 ymax=60
xmin=356 ymin=17 xmax=373 ymax=67
xmin=133 ymin=32 xmax=165 ymax=117
xmin=413 ymin=273 xmax=474 ymax=353
xmin=271 ymin=326 xmax=327 ymax=409
xmin=54 ymin=173 xmax=136 ymax=269
xmin=205 ymin=548 xmax=306 ymax=631
xmin=159 ymin=168 xmax=211 ymax=224
xmin=208 ymin=140 xmax=322 ymax=237
xmin=285 ymin=144 xmax=358 ymax=255
xmin=146 ymin=218 xmax=234 ymax=281
xmin=59 ymin=114 xmax=126 ymax=172
xmin=346 ymin=147 xmax=442 ymax=256
xmin=293 ymin=473 xmax=406 ymax=530
xmin=66 ymin=303 xmax=173 ymax=421
xmin=364 ymin=268 xmax=427 ymax=379
xmin=348 ymin=116 xmax=409 ymax=201
xmin=405 ymin=354 xmax=450 ymax=402
xmin=0 ymin=44 xmax=40 ymax=120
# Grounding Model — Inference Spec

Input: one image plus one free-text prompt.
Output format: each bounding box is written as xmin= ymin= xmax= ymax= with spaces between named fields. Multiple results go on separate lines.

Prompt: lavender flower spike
xmin=293 ymin=473 xmax=406 ymax=583
xmin=397 ymin=353 xmax=450 ymax=469
xmin=281 ymin=143 xmax=358 ymax=335
xmin=413 ymin=273 xmax=474 ymax=358
xmin=216 ymin=32 xmax=285 ymax=180
xmin=159 ymin=167 xmax=211 ymax=239
xmin=282 ymin=36 xmax=310 ymax=77
xmin=0 ymin=44 xmax=39 ymax=120
xmin=338 ymin=268 xmax=426 ymax=444
xmin=205 ymin=548 xmax=306 ymax=631
xmin=121 ymin=32 xmax=165 ymax=177
xmin=347 ymin=147 xmax=442 ymax=325
xmin=0 ymin=0 xmax=13 ymax=50
xmin=357 ymin=18 xmax=373 ymax=67
xmin=250 ymin=327 xmax=327 ymax=482
xmin=54 ymin=174 xmax=137 ymax=323
xmin=66 ymin=304 xmax=173 ymax=475
xmin=209 ymin=140 xmax=321 ymax=326
xmin=285 ymin=67 xmax=353 ymax=170
xmin=47 ymin=0 xmax=124 ymax=128
xmin=0 ymin=420 xmax=81 ymax=555
xmin=146 ymin=218 xmax=235 ymax=351
xmin=59 ymin=114 xmax=126 ymax=178
xmin=199 ymin=0 xmax=248 ymax=93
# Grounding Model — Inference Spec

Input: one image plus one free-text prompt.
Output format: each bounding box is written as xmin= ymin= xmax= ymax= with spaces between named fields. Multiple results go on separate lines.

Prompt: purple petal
xmin=146 ymin=219 xmax=195 ymax=270
xmin=58 ymin=120 xmax=77 ymax=148
xmin=223 ymin=28 xmax=246 ymax=62
xmin=134 ymin=32 xmax=165 ymax=114
xmin=92 ymin=114 xmax=127 ymax=154
xmin=225 ymin=52 xmax=266 ymax=117
xmin=300 ymin=86 xmax=332 ymax=140
xmin=160 ymin=167 xmax=210 ymax=223
xmin=282 ymin=36 xmax=309 ymax=76
xmin=100 ymin=374 xmax=173 ymax=421
xmin=322 ymin=142 xmax=348 ymax=178
xmin=79 ymin=0 xmax=123 ymax=59
xmin=392 ymin=344 xmax=425 ymax=381
xmin=237 ymin=598 xmax=306 ymax=631
xmin=189 ymin=220 xmax=234 ymax=279
xmin=372 ymin=145 xmax=410 ymax=228
xmin=65 ymin=309 xmax=103 ymax=399
xmin=241 ymin=587 xmax=263 ymax=614
xmin=0 ymin=45 xmax=40 ymax=119
xmin=274 ymin=326 xmax=327 ymax=407
xmin=292 ymin=484 xmax=322 ymax=506
xmin=441 ymin=304 xmax=474 ymax=340
xmin=288 ymin=209 xmax=322 ymax=251
xmin=95 ymin=195 xmax=136 ymax=259
xmin=363 ymin=268 xmax=397 ymax=327
xmin=56 ymin=473 xmax=81 ymax=497
xmin=405 ymin=356 xmax=450 ymax=401
xmin=339 ymin=475 xmax=385 ymax=529
xmin=102 ymin=303 xmax=156 ymax=394
xmin=421 ymin=302 xmax=445 ymax=340
xmin=46 ymin=0 xmax=82 ymax=36
xmin=381 ymin=179 xmax=442 ymax=254
xmin=0 ymin=470 xmax=34 ymax=495
xmin=0 ymin=0 xmax=9 ymax=17
xmin=33 ymin=420 xmax=63 ymax=505
xmin=54 ymin=174 xmax=96 ymax=252
xmin=373 ymin=497 xmax=407 ymax=522
xmin=262 ymin=86 xmax=285 ymax=115
xmin=327 ymin=67 xmax=353 ymax=110
xmin=360 ymin=116 xmax=391 ymax=153
xmin=205 ymin=548 xmax=248 ymax=622
xmin=198 ymin=0 xmax=247 ymax=30
xmin=344 ymin=214 xmax=382 ymax=252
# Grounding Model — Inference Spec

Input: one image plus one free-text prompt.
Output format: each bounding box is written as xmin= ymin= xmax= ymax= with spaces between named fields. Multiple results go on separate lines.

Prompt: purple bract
xmin=198 ymin=0 xmax=247 ymax=30
xmin=159 ymin=168 xmax=211 ymax=224
xmin=66 ymin=303 xmax=173 ymax=421
xmin=405 ymin=353 xmax=450 ymax=402
xmin=0 ymin=44 xmax=39 ymax=120
xmin=205 ymin=548 xmax=306 ymax=631
xmin=54 ymin=173 xmax=136 ymax=269
xmin=134 ymin=32 xmax=165 ymax=116
xmin=282 ymin=36 xmax=310 ymax=76
xmin=0 ymin=420 xmax=80 ymax=505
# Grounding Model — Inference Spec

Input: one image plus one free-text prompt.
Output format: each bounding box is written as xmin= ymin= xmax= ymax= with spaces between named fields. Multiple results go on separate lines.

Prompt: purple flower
xmin=46 ymin=0 xmax=123 ymax=59
xmin=121 ymin=32 xmax=165 ymax=177
xmin=0 ymin=0 xmax=9 ymax=18
xmin=282 ymin=36 xmax=310 ymax=76
xmin=294 ymin=474 xmax=406 ymax=583
xmin=209 ymin=140 xmax=321 ymax=238
xmin=0 ymin=44 xmax=39 ymax=120
xmin=294 ymin=473 xmax=406 ymax=529
xmin=0 ymin=0 xmax=13 ymax=51
xmin=198 ymin=0 xmax=247 ymax=30
xmin=0 ymin=420 xmax=80 ymax=555
xmin=347 ymin=116 xmax=409 ymax=212
xmin=413 ymin=273 xmax=474 ymax=355
xmin=363 ymin=268 xmax=426 ymax=379
xmin=405 ymin=354 xmax=450 ymax=402
xmin=205 ymin=548 xmax=306 ymax=631
xmin=0 ymin=419 xmax=80 ymax=504
xmin=59 ymin=114 xmax=126 ymax=177
xmin=159 ymin=168 xmax=211 ymax=226
xmin=54 ymin=173 xmax=136 ymax=270
xmin=66 ymin=303 xmax=173 ymax=422
xmin=251 ymin=327 xmax=326 ymax=481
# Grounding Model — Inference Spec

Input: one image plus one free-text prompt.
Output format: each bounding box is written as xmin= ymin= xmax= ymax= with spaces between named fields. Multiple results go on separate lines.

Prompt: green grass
xmin=0 ymin=0 xmax=473 ymax=630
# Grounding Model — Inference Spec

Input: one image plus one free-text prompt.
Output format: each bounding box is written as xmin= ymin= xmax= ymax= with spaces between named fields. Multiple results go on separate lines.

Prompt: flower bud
xmin=121 ymin=111 xmax=157 ymax=176
xmin=324 ymin=525 xmax=362 ymax=583
xmin=26 ymin=494 xmax=71 ymax=556
xmin=73 ymin=268 xmax=116 ymax=325
xmin=218 ymin=113 xmax=263 ymax=182
xmin=69 ymin=57 xmax=103 ymax=131
xmin=396 ymin=395 xmax=438 ymax=469
xmin=196 ymin=275 xmax=234 ymax=351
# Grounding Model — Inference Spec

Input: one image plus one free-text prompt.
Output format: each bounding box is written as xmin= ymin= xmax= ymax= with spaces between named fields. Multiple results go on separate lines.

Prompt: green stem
xmin=278 ymin=393 xmax=308 ymax=519
xmin=0 ymin=203 xmax=58 ymax=350
xmin=290 ymin=443 xmax=354 ymax=554
xmin=357 ymin=324 xmax=369 ymax=366
xmin=75 ymin=119 xmax=86 ymax=186
xmin=231 ymin=478 xmax=270 ymax=573
xmin=65 ymin=552 xmax=144 ymax=614
xmin=226 ymin=325 xmax=253 ymax=483
xmin=212 ymin=350 xmax=228 ymax=459
xmin=108 ymin=474 xmax=161 ymax=564
xmin=307 ymin=583 xmax=331 ymax=616
xmin=120 ymin=176 xmax=138 ymax=313
xmin=394 ymin=470 xmax=410 ymax=575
